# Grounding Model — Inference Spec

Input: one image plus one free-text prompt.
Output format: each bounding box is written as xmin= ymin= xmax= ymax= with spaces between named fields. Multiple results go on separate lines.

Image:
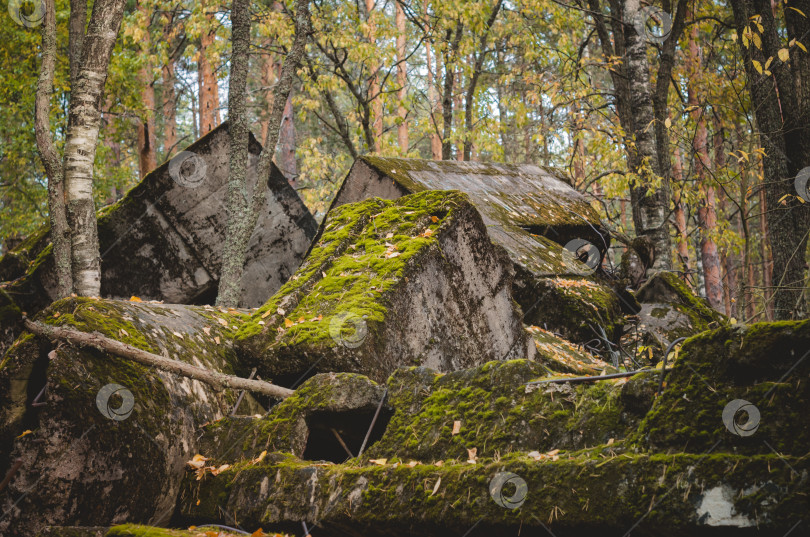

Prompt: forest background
xmin=2 ymin=0 xmax=809 ymax=322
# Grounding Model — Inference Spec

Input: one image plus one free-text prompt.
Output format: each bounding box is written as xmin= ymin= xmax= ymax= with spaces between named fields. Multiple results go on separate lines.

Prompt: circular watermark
xmin=634 ymin=6 xmax=673 ymax=45
xmin=489 ymin=471 xmax=528 ymax=509
xmin=722 ymin=399 xmax=760 ymax=437
xmin=562 ymin=238 xmax=601 ymax=275
xmin=96 ymin=383 xmax=135 ymax=421
xmin=329 ymin=312 xmax=368 ymax=349
xmin=8 ymin=0 xmax=44 ymax=28
xmin=794 ymin=167 xmax=810 ymax=202
xmin=168 ymin=151 xmax=207 ymax=188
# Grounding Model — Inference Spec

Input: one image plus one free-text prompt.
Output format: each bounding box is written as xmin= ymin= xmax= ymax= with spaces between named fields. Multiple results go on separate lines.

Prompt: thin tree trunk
xmin=162 ymin=60 xmax=177 ymax=158
xmin=672 ymin=146 xmax=689 ymax=274
xmin=36 ymin=0 xmax=72 ymax=298
xmin=759 ymin=181 xmax=774 ymax=320
xmin=63 ymin=0 xmax=127 ymax=297
xmin=442 ymin=23 xmax=463 ymax=159
xmin=278 ymin=93 xmax=298 ymax=187
xmin=216 ymin=0 xmax=311 ymax=307
xmin=425 ymin=0 xmax=441 ymax=159
xmin=366 ymin=0 xmax=382 ymax=152
xmin=68 ymin=0 xmax=87 ymax=89
xmin=24 ymin=318 xmax=294 ymax=399
xmin=216 ymin=0 xmax=252 ymax=307
xmin=396 ymin=0 xmax=408 ymax=152
xmin=137 ymin=70 xmax=157 ymax=179
xmin=198 ymin=17 xmax=221 ymax=136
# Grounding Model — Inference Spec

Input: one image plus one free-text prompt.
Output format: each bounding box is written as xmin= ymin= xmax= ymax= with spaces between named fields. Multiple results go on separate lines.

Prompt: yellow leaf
xmin=797 ymin=41 xmax=808 ymax=53
xmin=186 ymin=454 xmax=209 ymax=469
xmin=214 ymin=336 xmax=220 ymax=344
xmin=261 ymin=309 xmax=272 ymax=319
xmin=251 ymin=529 xmax=266 ymax=537
xmin=753 ymin=33 xmax=762 ymax=49
xmin=752 ymin=59 xmax=763 ymax=74
xmin=430 ymin=216 xmax=439 ymax=223
xmin=778 ymin=48 xmax=790 ymax=62
xmin=788 ymin=6 xmax=807 ymax=17
xmin=370 ymin=458 xmax=387 ymax=465
xmin=130 ymin=296 xmax=142 ymax=302
xmin=16 ymin=429 xmax=33 ymax=439
xmin=252 ymin=450 xmax=268 ymax=464
xmin=297 ymin=317 xmax=306 ymax=323
xmin=764 ymin=56 xmax=774 ymax=70
xmin=53 ymin=312 xmax=60 ymax=318
xmin=284 ymin=318 xmax=294 ymax=327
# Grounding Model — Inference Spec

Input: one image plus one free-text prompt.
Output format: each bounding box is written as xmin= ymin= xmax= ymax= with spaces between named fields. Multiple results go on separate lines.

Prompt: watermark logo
xmin=722 ymin=399 xmax=760 ymax=437
xmin=96 ymin=383 xmax=135 ymax=421
xmin=562 ymin=238 xmax=600 ymax=275
xmin=8 ymin=0 xmax=44 ymax=28
xmin=794 ymin=167 xmax=810 ymax=202
xmin=489 ymin=471 xmax=528 ymax=509
xmin=168 ymin=151 xmax=207 ymax=188
xmin=329 ymin=312 xmax=368 ymax=349
xmin=634 ymin=6 xmax=673 ymax=45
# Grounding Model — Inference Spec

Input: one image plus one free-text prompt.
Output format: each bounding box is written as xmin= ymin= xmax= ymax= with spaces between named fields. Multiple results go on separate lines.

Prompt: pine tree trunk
xmin=198 ymin=18 xmax=221 ymax=136
xmin=278 ymin=93 xmax=298 ymax=187
xmin=137 ymin=68 xmax=157 ymax=179
xmin=35 ymin=0 xmax=72 ymax=298
xmin=162 ymin=60 xmax=177 ymax=158
xmin=63 ymin=0 xmax=127 ymax=297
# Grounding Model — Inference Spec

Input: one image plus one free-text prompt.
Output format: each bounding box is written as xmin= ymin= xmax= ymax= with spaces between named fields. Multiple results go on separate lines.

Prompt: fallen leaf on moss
xmin=16 ymin=429 xmax=33 ymax=439
xmin=129 ymin=296 xmax=142 ymax=302
xmin=187 ymin=454 xmax=209 ymax=469
xmin=370 ymin=458 xmax=387 ymax=466
xmin=284 ymin=318 xmax=294 ymax=327
xmin=252 ymin=450 xmax=267 ymax=464
xmin=431 ymin=477 xmax=441 ymax=495
xmin=217 ymin=318 xmax=228 ymax=326
xmin=452 ymin=421 xmax=461 ymax=435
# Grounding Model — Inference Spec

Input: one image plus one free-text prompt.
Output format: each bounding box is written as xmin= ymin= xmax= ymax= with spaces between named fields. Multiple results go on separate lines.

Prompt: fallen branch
xmin=23 ymin=318 xmax=294 ymax=399
xmin=525 ymin=368 xmax=672 ymax=386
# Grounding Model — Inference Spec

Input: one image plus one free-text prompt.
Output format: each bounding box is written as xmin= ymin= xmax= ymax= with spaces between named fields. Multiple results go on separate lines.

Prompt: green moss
xmin=106 ymin=524 xmax=250 ymax=537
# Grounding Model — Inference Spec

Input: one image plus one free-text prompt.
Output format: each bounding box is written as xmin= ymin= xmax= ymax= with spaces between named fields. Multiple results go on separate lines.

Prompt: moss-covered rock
xmin=235 ymin=190 xmax=533 ymax=385
xmin=631 ymin=320 xmax=810 ymax=455
xmin=520 ymin=277 xmax=626 ymax=345
xmin=0 ymin=298 xmax=261 ymax=537
xmin=179 ymin=450 xmax=806 ymax=536
xmin=623 ymin=272 xmax=727 ymax=361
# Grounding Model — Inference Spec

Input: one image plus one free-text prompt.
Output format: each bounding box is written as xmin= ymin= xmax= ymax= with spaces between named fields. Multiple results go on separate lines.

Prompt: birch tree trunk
xmin=63 ymin=0 xmax=127 ymax=297
xmin=35 ymin=0 xmax=72 ymax=298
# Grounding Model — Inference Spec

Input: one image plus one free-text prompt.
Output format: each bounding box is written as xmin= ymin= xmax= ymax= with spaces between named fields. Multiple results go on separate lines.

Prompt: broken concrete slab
xmin=0 ymin=121 xmax=317 ymax=350
xmin=235 ymin=190 xmax=534 ymax=385
xmin=323 ymin=157 xmax=621 ymax=345
xmin=527 ymin=325 xmax=616 ymax=375
xmin=331 ymin=156 xmax=607 ymax=254
xmin=0 ymin=297 xmax=262 ymax=537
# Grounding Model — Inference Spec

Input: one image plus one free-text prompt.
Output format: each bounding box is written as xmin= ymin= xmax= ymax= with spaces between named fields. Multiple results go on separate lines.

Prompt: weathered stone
xmin=625 ymin=271 xmax=727 ymax=358
xmin=527 ymin=325 xmax=616 ymax=375
xmin=521 ymin=277 xmax=626 ymax=346
xmin=633 ymin=319 xmax=810 ymax=455
xmin=325 ymin=156 xmax=623 ymax=347
xmin=0 ymin=122 xmax=317 ymax=355
xmin=235 ymin=190 xmax=534 ymax=385
xmin=0 ymin=298 xmax=262 ymax=537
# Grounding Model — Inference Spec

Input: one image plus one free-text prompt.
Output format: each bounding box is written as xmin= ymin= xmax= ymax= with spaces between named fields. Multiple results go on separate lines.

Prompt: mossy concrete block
xmin=332 ymin=156 xmax=607 ymax=254
xmin=180 ymin=451 xmax=806 ymax=536
xmin=632 ymin=320 xmax=810 ymax=455
xmin=196 ymin=372 xmax=388 ymax=463
xmin=0 ymin=298 xmax=259 ymax=537
xmin=235 ymin=190 xmax=534 ymax=385
xmin=0 ymin=122 xmax=317 ymax=354
xmin=527 ymin=325 xmax=616 ymax=375
xmin=521 ymin=277 xmax=626 ymax=345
